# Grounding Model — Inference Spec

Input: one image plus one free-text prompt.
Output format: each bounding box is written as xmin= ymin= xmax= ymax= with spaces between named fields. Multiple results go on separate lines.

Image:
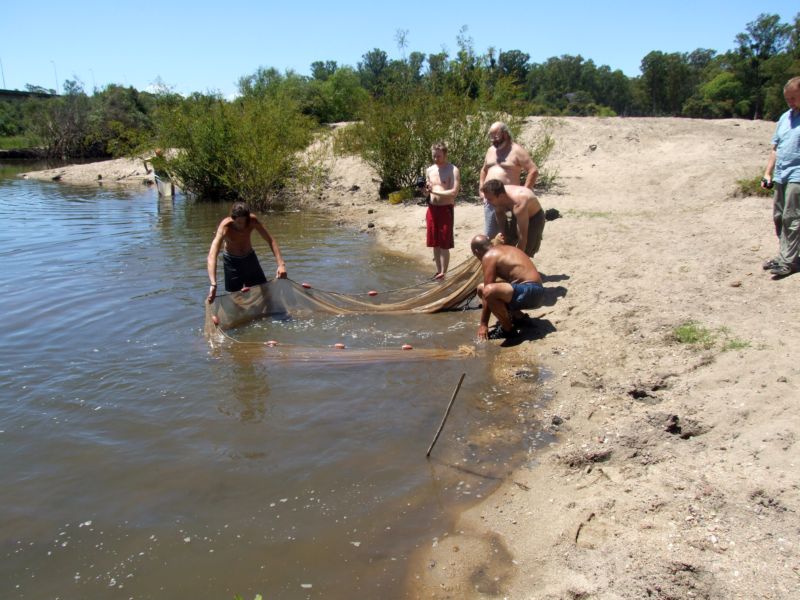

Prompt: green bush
xmin=154 ymin=92 xmax=318 ymax=207
xmin=736 ymin=173 xmax=774 ymax=197
xmin=0 ymin=135 xmax=39 ymax=150
xmin=334 ymin=89 xmax=528 ymax=197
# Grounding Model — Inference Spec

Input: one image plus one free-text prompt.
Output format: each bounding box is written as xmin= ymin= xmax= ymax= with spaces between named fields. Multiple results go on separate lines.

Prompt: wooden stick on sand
xmin=426 ymin=372 xmax=466 ymax=457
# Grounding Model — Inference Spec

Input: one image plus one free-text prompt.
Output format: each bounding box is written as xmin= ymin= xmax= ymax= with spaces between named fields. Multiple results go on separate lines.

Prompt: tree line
xmin=1 ymin=12 xmax=797 ymax=205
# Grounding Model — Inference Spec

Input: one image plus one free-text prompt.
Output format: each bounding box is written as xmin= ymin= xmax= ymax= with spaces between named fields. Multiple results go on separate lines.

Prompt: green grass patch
xmin=673 ymin=322 xmax=751 ymax=351
xmin=673 ymin=321 xmax=716 ymax=347
xmin=722 ymin=338 xmax=751 ymax=351
xmin=735 ymin=174 xmax=773 ymax=198
xmin=0 ymin=135 xmax=38 ymax=150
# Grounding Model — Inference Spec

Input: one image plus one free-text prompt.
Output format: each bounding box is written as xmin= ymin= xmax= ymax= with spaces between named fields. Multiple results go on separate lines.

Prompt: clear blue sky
xmin=1 ymin=1 xmax=797 ymax=98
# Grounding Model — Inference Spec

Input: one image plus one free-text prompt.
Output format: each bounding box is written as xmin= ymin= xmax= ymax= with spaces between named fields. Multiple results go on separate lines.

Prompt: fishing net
xmin=203 ymin=257 xmax=482 ymax=363
xmin=204 ymin=257 xmax=482 ymax=335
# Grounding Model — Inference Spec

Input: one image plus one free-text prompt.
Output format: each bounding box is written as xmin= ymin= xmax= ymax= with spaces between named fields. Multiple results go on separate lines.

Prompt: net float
xmin=302 ymin=283 xmax=312 ymax=289
xmin=241 ymin=286 xmax=250 ymax=293
xmin=401 ymin=344 xmax=413 ymax=350
xmin=334 ymin=343 xmax=346 ymax=349
xmin=265 ymin=340 xmax=278 ymax=347
xmin=368 ymin=290 xmax=378 ymax=296
xmin=211 ymin=315 xmax=219 ymax=325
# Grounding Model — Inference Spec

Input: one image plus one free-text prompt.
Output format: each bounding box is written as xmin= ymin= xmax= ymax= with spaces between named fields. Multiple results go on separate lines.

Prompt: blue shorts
xmin=509 ymin=282 xmax=544 ymax=311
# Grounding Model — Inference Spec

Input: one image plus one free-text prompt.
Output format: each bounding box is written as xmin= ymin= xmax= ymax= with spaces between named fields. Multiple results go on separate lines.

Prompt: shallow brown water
xmin=0 ymin=163 xmax=549 ymax=599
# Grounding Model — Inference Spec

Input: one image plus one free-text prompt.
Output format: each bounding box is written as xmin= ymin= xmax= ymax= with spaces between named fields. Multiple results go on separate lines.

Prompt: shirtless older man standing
xmin=206 ymin=202 xmax=287 ymax=303
xmin=479 ymin=121 xmax=539 ymax=238
xmin=471 ymin=234 xmax=544 ymax=340
xmin=481 ymin=179 xmax=545 ymax=257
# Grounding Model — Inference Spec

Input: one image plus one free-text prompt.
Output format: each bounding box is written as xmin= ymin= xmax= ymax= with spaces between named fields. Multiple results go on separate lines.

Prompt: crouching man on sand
xmin=207 ymin=202 xmax=287 ymax=303
xmin=471 ymin=234 xmax=544 ymax=340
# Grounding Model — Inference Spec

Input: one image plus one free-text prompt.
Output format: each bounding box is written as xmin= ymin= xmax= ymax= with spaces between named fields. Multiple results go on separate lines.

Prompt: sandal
xmin=770 ymin=264 xmax=794 ymax=278
xmin=762 ymin=258 xmax=779 ymax=271
xmin=488 ymin=325 xmax=517 ymax=340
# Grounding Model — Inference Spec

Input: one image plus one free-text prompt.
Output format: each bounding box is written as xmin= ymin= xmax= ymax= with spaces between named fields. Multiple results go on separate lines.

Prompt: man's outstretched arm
xmin=253 ymin=218 xmax=287 ymax=279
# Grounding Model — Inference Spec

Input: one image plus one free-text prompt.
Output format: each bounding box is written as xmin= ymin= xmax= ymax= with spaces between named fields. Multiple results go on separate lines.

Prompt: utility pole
xmin=50 ymin=60 xmax=59 ymax=94
xmin=0 ymin=57 xmax=6 ymax=89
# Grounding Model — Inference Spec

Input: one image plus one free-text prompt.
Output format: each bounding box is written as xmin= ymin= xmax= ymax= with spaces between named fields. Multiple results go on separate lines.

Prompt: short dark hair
xmin=481 ymin=179 xmax=505 ymax=197
xmin=230 ymin=202 xmax=251 ymax=222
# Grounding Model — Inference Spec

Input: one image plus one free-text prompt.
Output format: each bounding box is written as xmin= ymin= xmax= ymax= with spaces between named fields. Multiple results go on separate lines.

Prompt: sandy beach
xmin=21 ymin=117 xmax=799 ymax=599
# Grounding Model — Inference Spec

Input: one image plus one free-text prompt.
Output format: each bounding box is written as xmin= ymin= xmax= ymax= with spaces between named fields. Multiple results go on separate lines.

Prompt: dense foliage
xmin=153 ymin=91 xmax=317 ymax=205
xmin=18 ymin=81 xmax=157 ymax=158
xmin=1 ymin=12 xmax=797 ymax=201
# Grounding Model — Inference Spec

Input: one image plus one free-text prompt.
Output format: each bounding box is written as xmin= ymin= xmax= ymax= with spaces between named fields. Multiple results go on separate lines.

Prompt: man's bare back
xmin=500 ymin=184 xmax=542 ymax=220
xmin=483 ymin=244 xmax=542 ymax=284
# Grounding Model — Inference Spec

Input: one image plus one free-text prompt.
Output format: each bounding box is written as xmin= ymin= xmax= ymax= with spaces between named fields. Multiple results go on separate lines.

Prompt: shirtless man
xmin=425 ymin=141 xmax=461 ymax=279
xmin=471 ymin=234 xmax=544 ymax=340
xmin=206 ymin=202 xmax=287 ymax=303
xmin=481 ymin=179 xmax=545 ymax=257
xmin=479 ymin=122 xmax=539 ymax=238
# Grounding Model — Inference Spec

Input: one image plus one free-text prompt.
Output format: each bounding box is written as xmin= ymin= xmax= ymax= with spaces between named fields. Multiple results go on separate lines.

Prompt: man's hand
xmin=477 ymin=323 xmax=489 ymax=341
xmin=276 ymin=264 xmax=288 ymax=279
xmin=207 ymin=284 xmax=217 ymax=304
xmin=761 ymin=177 xmax=774 ymax=190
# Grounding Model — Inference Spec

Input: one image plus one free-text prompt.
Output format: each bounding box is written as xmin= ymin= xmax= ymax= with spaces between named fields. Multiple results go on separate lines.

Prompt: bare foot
xmin=434 ymin=272 xmax=445 ymax=280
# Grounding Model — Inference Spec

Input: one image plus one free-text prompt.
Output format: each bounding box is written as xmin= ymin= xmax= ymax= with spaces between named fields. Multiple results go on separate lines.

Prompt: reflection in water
xmin=0 ymin=164 xmax=548 ymax=599
xmin=217 ymin=348 xmax=271 ymax=423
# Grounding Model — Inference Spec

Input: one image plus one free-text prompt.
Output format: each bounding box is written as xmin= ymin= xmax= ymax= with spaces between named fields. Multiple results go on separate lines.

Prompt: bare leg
xmin=484 ymin=283 xmax=515 ymax=332
xmin=433 ymin=248 xmax=444 ymax=279
xmin=439 ymin=249 xmax=450 ymax=277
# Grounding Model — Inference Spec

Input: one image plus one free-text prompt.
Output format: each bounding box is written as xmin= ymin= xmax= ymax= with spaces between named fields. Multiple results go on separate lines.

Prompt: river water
xmin=0 ymin=163 xmax=548 ymax=599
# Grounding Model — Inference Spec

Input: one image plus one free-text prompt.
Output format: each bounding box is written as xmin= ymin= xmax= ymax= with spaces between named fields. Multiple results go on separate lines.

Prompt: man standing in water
xmin=481 ymin=179 xmax=545 ymax=257
xmin=470 ymin=234 xmax=544 ymax=340
xmin=206 ymin=202 xmax=287 ymax=303
xmin=761 ymin=76 xmax=800 ymax=279
xmin=425 ymin=141 xmax=460 ymax=279
xmin=479 ymin=122 xmax=539 ymax=238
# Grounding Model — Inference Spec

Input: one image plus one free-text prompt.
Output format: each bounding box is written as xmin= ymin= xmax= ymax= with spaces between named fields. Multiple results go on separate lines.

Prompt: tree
xmin=498 ymin=50 xmax=530 ymax=85
xmin=311 ymin=61 xmax=338 ymax=81
xmin=733 ymin=13 xmax=792 ymax=118
xmin=358 ymin=48 xmax=389 ymax=97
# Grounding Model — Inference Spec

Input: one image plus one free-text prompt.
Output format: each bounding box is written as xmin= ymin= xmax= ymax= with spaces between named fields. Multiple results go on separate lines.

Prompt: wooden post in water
xmin=426 ymin=373 xmax=466 ymax=458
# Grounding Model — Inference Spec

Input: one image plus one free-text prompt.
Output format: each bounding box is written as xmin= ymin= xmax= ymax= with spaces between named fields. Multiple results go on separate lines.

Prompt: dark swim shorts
xmin=223 ymin=250 xmax=267 ymax=291
xmin=508 ymin=281 xmax=545 ymax=311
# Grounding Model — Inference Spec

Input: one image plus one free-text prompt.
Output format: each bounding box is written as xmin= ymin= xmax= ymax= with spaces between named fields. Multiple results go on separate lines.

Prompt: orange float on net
xmin=241 ymin=286 xmax=250 ymax=293
xmin=265 ymin=340 xmax=278 ymax=347
xmin=302 ymin=283 xmax=312 ymax=289
xmin=401 ymin=344 xmax=413 ymax=350
xmin=368 ymin=290 xmax=378 ymax=296
xmin=211 ymin=315 xmax=220 ymax=325
xmin=334 ymin=343 xmax=346 ymax=350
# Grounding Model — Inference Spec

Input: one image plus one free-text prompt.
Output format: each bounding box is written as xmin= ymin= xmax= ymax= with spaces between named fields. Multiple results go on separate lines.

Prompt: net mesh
xmin=204 ymin=257 xmax=482 ymax=335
